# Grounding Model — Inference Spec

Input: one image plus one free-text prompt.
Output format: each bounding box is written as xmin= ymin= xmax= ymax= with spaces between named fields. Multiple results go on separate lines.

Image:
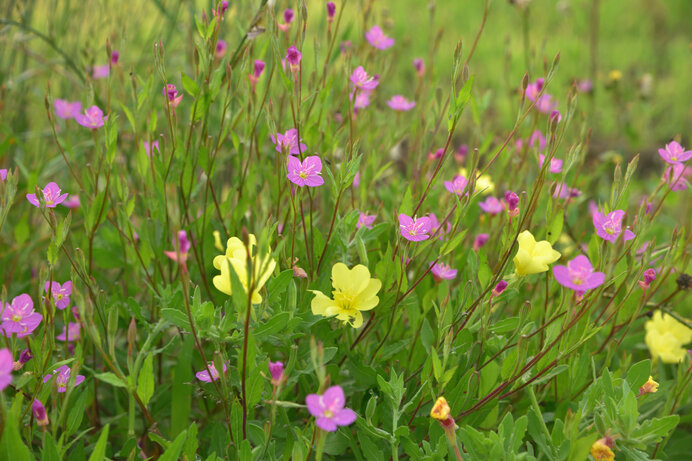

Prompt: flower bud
xmin=590 ymin=436 xmax=614 ymax=461
xmin=492 ymin=280 xmax=508 ymax=298
xmin=268 ymin=360 xmax=285 ymax=386
xmin=637 ymin=376 xmax=659 ymax=397
xmin=327 ymin=2 xmax=336 ymax=22
xmin=12 ymin=349 xmax=33 ymax=371
xmin=33 ymin=399 xmax=49 ymax=427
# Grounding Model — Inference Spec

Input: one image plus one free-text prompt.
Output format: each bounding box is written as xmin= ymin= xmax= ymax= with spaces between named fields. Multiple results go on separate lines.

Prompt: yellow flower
xmin=590 ymin=437 xmax=614 ymax=461
xmin=212 ymin=234 xmax=276 ymax=304
xmin=459 ymin=168 xmax=495 ymax=194
xmin=638 ymin=376 xmax=659 ymax=396
xmin=310 ymin=263 xmax=381 ymax=328
xmin=513 ymin=230 xmax=561 ymax=276
xmin=645 ymin=311 xmax=692 ymax=364
xmin=430 ymin=397 xmax=450 ymax=421
xmin=608 ymin=70 xmax=622 ymax=82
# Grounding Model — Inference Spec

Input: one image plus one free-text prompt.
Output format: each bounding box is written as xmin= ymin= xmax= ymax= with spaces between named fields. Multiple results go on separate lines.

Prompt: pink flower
xmin=351 ymin=90 xmax=372 ymax=111
xmin=32 ymin=399 xmax=49 ymax=426
xmin=1 ymin=294 xmax=42 ymax=338
xmin=505 ymin=191 xmax=519 ymax=215
xmin=327 ymin=2 xmax=336 ymax=21
xmin=0 ymin=169 xmax=7 ymax=181
xmin=110 ymin=50 xmax=119 ymax=65
xmin=387 ymin=95 xmax=416 ymax=111
xmin=525 ymin=78 xmax=544 ymax=102
xmin=164 ymin=230 xmax=191 ymax=265
xmin=529 ymin=130 xmax=546 ymax=151
xmin=479 ymin=196 xmax=504 ymax=215
xmin=639 ymin=268 xmax=656 ymax=291
xmin=43 ymin=365 xmax=85 ymax=392
xmin=413 ymin=58 xmax=425 ymax=77
xmin=215 ymin=40 xmax=227 ymax=58
xmin=268 ymin=361 xmax=284 ymax=385
xmin=658 ymin=141 xmax=692 ymax=164
xmin=75 ymin=105 xmax=106 ymax=129
xmin=27 ymin=182 xmax=68 ymax=208
xmin=428 ymin=148 xmax=444 ymax=161
xmin=473 ymin=233 xmax=489 ymax=251
xmin=13 ymin=349 xmax=33 ymax=371
xmin=0 ymin=348 xmax=12 ymax=391
xmin=539 ymin=154 xmax=563 ymax=173
xmin=430 ymin=262 xmax=457 ymax=281
xmin=92 ymin=65 xmax=110 ymax=79
xmin=455 ymin=144 xmax=468 ymax=163
xmin=365 ymin=25 xmax=395 ymax=50
xmin=577 ymin=79 xmax=593 ymax=92
xmin=249 ymin=60 xmax=266 ymax=90
xmin=306 ymin=385 xmax=357 ymax=432
xmin=286 ymin=46 xmax=302 ymax=68
xmin=163 ymin=84 xmax=183 ymax=108
xmin=444 ymin=175 xmax=468 ymax=195
xmin=353 ymin=171 xmax=360 ymax=188
xmin=552 ymin=182 xmax=581 ymax=199
xmin=287 ymin=155 xmax=324 ymax=187
xmin=271 ymin=129 xmax=307 ymax=155
xmin=284 ymin=8 xmax=295 ymax=23
xmin=350 ymin=66 xmax=379 ymax=90
xmin=143 ymin=140 xmax=160 ymax=157
xmin=663 ymin=163 xmax=690 ymax=191
xmin=429 ymin=213 xmax=451 ymax=240
xmin=535 ymin=94 xmax=557 ymax=114
xmin=63 ymin=195 xmax=80 ymax=209
xmin=54 ymin=99 xmax=82 ymax=119
xmin=57 ymin=322 xmax=81 ymax=342
xmin=340 ymin=41 xmax=352 ymax=54
xmin=45 ymin=281 xmax=73 ymax=310
xmin=196 ymin=361 xmax=228 ymax=382
xmin=399 ymin=214 xmax=432 ymax=242
xmin=550 ymin=110 xmax=562 ymax=124
xmin=491 ymin=280 xmax=508 ymax=297
xmin=553 ymin=255 xmax=605 ymax=293
xmin=357 ymin=212 xmax=376 ymax=229
xmin=592 ymin=210 xmax=635 ymax=242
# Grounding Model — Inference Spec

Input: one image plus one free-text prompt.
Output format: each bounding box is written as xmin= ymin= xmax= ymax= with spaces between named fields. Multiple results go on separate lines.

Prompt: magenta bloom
xmin=14 ymin=349 xmax=33 ymax=370
xmin=539 ymin=154 xmax=563 ymax=173
xmin=0 ymin=169 xmax=7 ymax=181
xmin=663 ymin=163 xmax=690 ymax=191
xmin=163 ymin=84 xmax=183 ymax=108
xmin=195 ymin=361 xmax=228 ymax=382
xmin=57 ymin=322 xmax=81 ymax=342
xmin=365 ymin=25 xmax=394 ymax=50
xmin=306 ymin=385 xmax=357 ymax=432
xmin=27 ymin=182 xmax=68 ymax=208
xmin=473 ymin=233 xmax=489 ymax=251
xmin=577 ymin=79 xmax=593 ymax=92
xmin=492 ymin=280 xmax=508 ymax=297
xmin=639 ymin=268 xmax=656 ymax=291
xmin=283 ymin=8 xmax=295 ymax=23
xmin=1 ymin=294 xmax=42 ymax=338
xmin=552 ymin=182 xmax=581 ymax=199
xmin=75 ymin=105 xmax=106 ymax=129
xmin=429 ymin=213 xmax=451 ymax=240
xmin=428 ymin=148 xmax=444 ymax=161
xmin=215 ymin=40 xmax=227 ymax=58
xmin=444 ymin=175 xmax=468 ymax=196
xmin=92 ymin=65 xmax=109 ymax=79
xmin=357 ymin=212 xmax=376 ymax=229
xmin=326 ymin=2 xmax=336 ymax=21
xmin=268 ymin=361 xmax=284 ymax=385
xmin=479 ymin=196 xmax=504 ymax=215
xmin=286 ymin=46 xmax=302 ymax=67
xmin=430 ymin=262 xmax=457 ymax=281
xmin=658 ymin=141 xmax=692 ymax=164
xmin=43 ymin=365 xmax=85 ymax=392
xmin=387 ymin=95 xmax=416 ymax=111
xmin=593 ymin=210 xmax=635 ymax=242
xmin=45 ymin=281 xmax=73 ymax=310
xmin=550 ymin=110 xmax=562 ymax=124
xmin=143 ymin=140 xmax=160 ymax=157
xmin=529 ymin=130 xmax=546 ymax=151
xmin=535 ymin=94 xmax=557 ymax=114
xmin=271 ymin=128 xmax=307 ymax=155
xmin=249 ymin=60 xmax=266 ymax=90
xmin=164 ymin=230 xmax=191 ymax=265
xmin=525 ymin=78 xmax=544 ymax=102
xmin=63 ymin=195 xmax=80 ymax=209
xmin=413 ymin=58 xmax=425 ymax=77
xmin=0 ymin=348 xmax=12 ymax=391
xmin=351 ymin=90 xmax=372 ymax=111
xmin=399 ymin=214 xmax=432 ymax=242
xmin=350 ymin=66 xmax=379 ymax=90
xmin=287 ymin=155 xmax=324 ymax=187
xmin=110 ymin=50 xmax=119 ymax=65
xmin=353 ymin=171 xmax=361 ymax=188
xmin=553 ymin=255 xmax=605 ymax=293
xmin=54 ymin=99 xmax=82 ymax=119
xmin=32 ymin=399 xmax=49 ymax=426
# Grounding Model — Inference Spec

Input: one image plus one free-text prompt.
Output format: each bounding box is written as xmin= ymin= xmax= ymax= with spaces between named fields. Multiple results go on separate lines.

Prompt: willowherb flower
xmin=444 ymin=175 xmax=468 ymax=196
xmin=310 ymin=263 xmax=381 ymax=328
xmin=492 ymin=280 xmax=508 ymax=297
xmin=365 ymin=25 xmax=394 ymax=50
xmin=43 ymin=365 xmax=85 ymax=392
xmin=505 ymin=190 xmax=520 ymax=217
xmin=54 ymin=99 xmax=82 ymax=119
xmin=645 ymin=310 xmax=692 ymax=364
xmin=33 ymin=399 xmax=49 ymax=426
xmin=430 ymin=262 xmax=457 ymax=282
xmin=195 ymin=361 xmax=228 ymax=382
xmin=592 ymin=209 xmax=635 ymax=242
xmin=92 ymin=65 xmax=110 ymax=79
xmin=306 ymin=385 xmax=357 ymax=432
xmin=213 ymin=234 xmax=276 ymax=304
xmin=357 ymin=212 xmax=376 ymax=229
xmin=286 ymin=155 xmax=325 ymax=187
xmin=398 ymin=214 xmax=432 ymax=242
xmin=45 ymin=281 xmax=72 ymax=310
xmin=13 ymin=349 xmax=33 ymax=371
xmin=550 ymin=110 xmax=562 ymax=124
xmin=663 ymin=163 xmax=690 ymax=191
xmin=110 ymin=50 xmax=119 ymax=65
xmin=638 ymin=268 xmax=656 ymax=291
xmin=577 ymin=79 xmax=593 ymax=93
xmin=268 ymin=361 xmax=284 ymax=385
xmin=351 ymin=89 xmax=372 ymax=111
xmin=27 ymin=182 xmax=69 ymax=208
xmin=215 ymin=40 xmax=227 ymax=58
xmin=57 ymin=322 xmax=81 ymax=342
xmin=513 ymin=230 xmax=561 ymax=277
xmin=327 ymin=2 xmax=336 ymax=22
xmin=164 ymin=230 xmax=191 ymax=267
xmin=387 ymin=95 xmax=416 ymax=111
xmin=535 ymin=94 xmax=557 ymax=114
xmin=286 ymin=45 xmax=302 ymax=69
xmin=0 ymin=348 xmax=12 ymax=391
xmin=658 ymin=141 xmax=692 ymax=164
xmin=63 ymin=195 xmax=80 ymax=209
xmin=428 ymin=213 xmax=451 ymax=241
xmin=525 ymin=78 xmax=544 ymax=102
xmin=479 ymin=196 xmax=504 ymax=215
xmin=249 ymin=60 xmax=266 ymax=90
xmin=1 ymin=294 xmax=42 ymax=338
xmin=75 ymin=105 xmax=106 ymax=129
xmin=473 ymin=233 xmax=490 ymax=251
xmin=163 ymin=84 xmax=183 ymax=108
xmin=538 ymin=154 xmax=563 ymax=173
xmin=529 ymin=130 xmax=546 ymax=151
xmin=350 ymin=66 xmax=379 ymax=90
xmin=143 ymin=140 xmax=160 ymax=157
xmin=413 ymin=58 xmax=425 ymax=77
xmin=552 ymin=182 xmax=581 ymax=199
xmin=553 ymin=255 xmax=605 ymax=293
xmin=271 ymin=128 xmax=307 ymax=155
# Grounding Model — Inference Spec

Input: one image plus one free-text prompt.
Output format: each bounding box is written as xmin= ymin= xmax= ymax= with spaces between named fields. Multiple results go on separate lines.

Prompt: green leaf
xmin=0 ymin=395 xmax=33 ymax=460
xmin=546 ymin=210 xmax=564 ymax=244
xmin=94 ymin=372 xmax=128 ymax=388
xmin=161 ymin=308 xmax=191 ymax=330
xmin=625 ymin=359 xmax=651 ymax=391
xmin=171 ymin=335 xmax=194 ymax=437
xmin=137 ymin=353 xmax=155 ymax=406
xmin=159 ymin=430 xmax=188 ymax=461
xmin=181 ymin=72 xmax=199 ymax=97
xmin=88 ymin=424 xmax=110 ymax=461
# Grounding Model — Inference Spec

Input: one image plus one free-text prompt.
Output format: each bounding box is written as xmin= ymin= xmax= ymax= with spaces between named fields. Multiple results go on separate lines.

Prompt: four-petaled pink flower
xmin=1 ymin=294 xmax=42 ymax=338
xmin=350 ymin=66 xmax=379 ymax=91
xmin=553 ymin=255 xmax=605 ymax=293
xmin=306 ymin=385 xmax=357 ymax=432
xmin=479 ymin=196 xmax=504 ymax=215
xmin=398 ymin=214 xmax=432 ymax=242
xmin=43 ymin=365 xmax=85 ymax=392
xmin=387 ymin=95 xmax=416 ymax=111
xmin=45 ymin=281 xmax=73 ymax=310
xmin=365 ymin=25 xmax=395 ymax=50
xmin=54 ymin=99 xmax=82 ymax=119
xmin=27 ymin=182 xmax=68 ymax=208
xmin=215 ymin=40 xmax=227 ymax=58
xmin=164 ymin=230 xmax=191 ymax=267
xmin=525 ymin=78 xmax=544 ymax=102
xmin=57 ymin=322 xmax=81 ymax=342
xmin=639 ymin=268 xmax=656 ymax=291
xmin=593 ymin=210 xmax=635 ymax=242
xmin=658 ymin=141 xmax=692 ymax=164
xmin=75 ymin=105 xmax=106 ymax=129
xmin=163 ymin=84 xmax=183 ymax=108
xmin=529 ymin=130 xmax=546 ymax=151
xmin=287 ymin=155 xmax=324 ymax=187
xmin=535 ymin=94 xmax=557 ymax=114
xmin=196 ymin=361 xmax=228 ymax=382
xmin=351 ymin=90 xmax=372 ymax=111
xmin=430 ymin=262 xmax=457 ymax=281
xmin=663 ymin=163 xmax=690 ymax=191
xmin=92 ymin=65 xmax=110 ymax=79
xmin=278 ymin=9 xmax=295 ymax=33
xmin=271 ymin=129 xmax=307 ymax=155
xmin=0 ymin=348 xmax=12 ymax=391
xmin=444 ymin=175 xmax=468 ymax=196
xmin=357 ymin=212 xmax=376 ymax=229
xmin=268 ymin=361 xmax=285 ymax=385
xmin=539 ymin=154 xmax=563 ymax=173
xmin=249 ymin=60 xmax=266 ymax=91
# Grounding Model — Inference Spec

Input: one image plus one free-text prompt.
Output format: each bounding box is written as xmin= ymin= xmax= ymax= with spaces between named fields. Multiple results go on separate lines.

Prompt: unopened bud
xmin=33 ymin=399 xmax=50 ymax=427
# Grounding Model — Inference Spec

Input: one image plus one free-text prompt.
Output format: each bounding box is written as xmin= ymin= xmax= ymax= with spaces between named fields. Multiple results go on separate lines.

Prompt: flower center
xmin=334 ymin=291 xmax=356 ymax=311
xmin=57 ymin=294 xmax=63 ymax=300
xmin=408 ymin=229 xmax=417 ymax=236
xmin=12 ymin=314 xmax=22 ymax=322
xmin=572 ymin=277 xmax=583 ymax=286
xmin=299 ymin=171 xmax=307 ymax=179
xmin=324 ymin=410 xmax=333 ymax=418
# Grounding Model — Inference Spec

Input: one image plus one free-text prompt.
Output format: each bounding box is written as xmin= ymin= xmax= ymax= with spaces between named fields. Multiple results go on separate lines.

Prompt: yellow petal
xmin=311 ymin=291 xmax=335 ymax=316
xmin=353 ymin=279 xmax=382 ymax=311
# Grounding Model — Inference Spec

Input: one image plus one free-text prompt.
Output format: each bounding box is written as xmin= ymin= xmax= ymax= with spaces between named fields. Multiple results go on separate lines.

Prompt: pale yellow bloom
xmin=212 ymin=234 xmax=276 ymax=304
xmin=310 ymin=263 xmax=381 ymax=328
xmin=513 ymin=230 xmax=561 ymax=276
xmin=430 ymin=397 xmax=450 ymax=421
xmin=459 ymin=168 xmax=495 ymax=194
xmin=645 ymin=311 xmax=692 ymax=364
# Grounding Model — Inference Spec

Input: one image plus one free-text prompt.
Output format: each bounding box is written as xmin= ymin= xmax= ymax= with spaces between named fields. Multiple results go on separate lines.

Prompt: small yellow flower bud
xmin=430 ymin=397 xmax=451 ymax=421
xmin=590 ymin=437 xmax=614 ymax=461
xmin=638 ymin=376 xmax=659 ymax=396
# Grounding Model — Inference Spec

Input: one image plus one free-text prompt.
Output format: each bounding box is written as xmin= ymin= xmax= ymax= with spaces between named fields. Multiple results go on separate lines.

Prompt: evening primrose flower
xmin=286 ymin=155 xmax=324 ymax=187
xmin=513 ymin=230 xmax=561 ymax=277
xmin=658 ymin=141 xmax=692 ymax=164
xmin=365 ymin=25 xmax=394 ymax=50
xmin=32 ymin=399 xmax=49 ymax=426
xmin=350 ymin=66 xmax=379 ymax=90
xmin=1 ymin=294 xmax=42 ymax=338
xmin=26 ymin=182 xmax=69 ymax=208
xmin=45 ymin=281 xmax=72 ymax=310
xmin=306 ymin=385 xmax=357 ymax=432
xmin=637 ymin=376 xmax=659 ymax=396
xmin=43 ymin=365 xmax=85 ymax=393
xmin=195 ymin=361 xmax=228 ymax=382
xmin=645 ymin=310 xmax=692 ymax=363
xmin=398 ymin=214 xmax=432 ymax=242
xmin=54 ymin=99 xmax=82 ymax=119
xmin=552 ymin=255 xmax=605 ymax=293
xmin=387 ymin=95 xmax=416 ymax=111
xmin=593 ymin=210 xmax=635 ymax=242
xmin=212 ymin=234 xmax=276 ymax=304
xmin=310 ymin=263 xmax=381 ymax=328
xmin=75 ymin=105 xmax=106 ymax=129
xmin=430 ymin=262 xmax=457 ymax=282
